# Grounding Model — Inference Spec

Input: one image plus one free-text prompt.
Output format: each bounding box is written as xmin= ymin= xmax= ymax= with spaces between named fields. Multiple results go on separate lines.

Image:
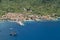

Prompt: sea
xmin=0 ymin=20 xmax=60 ymax=40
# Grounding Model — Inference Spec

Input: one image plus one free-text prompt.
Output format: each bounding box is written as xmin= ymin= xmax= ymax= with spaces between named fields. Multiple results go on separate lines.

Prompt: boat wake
xmin=17 ymin=21 xmax=24 ymax=26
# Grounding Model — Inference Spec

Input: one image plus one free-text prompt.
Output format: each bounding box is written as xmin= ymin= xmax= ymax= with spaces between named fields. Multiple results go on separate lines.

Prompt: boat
xmin=10 ymin=32 xmax=17 ymax=36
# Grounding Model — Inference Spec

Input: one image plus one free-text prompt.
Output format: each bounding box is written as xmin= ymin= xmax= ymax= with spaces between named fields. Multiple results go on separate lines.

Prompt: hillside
xmin=0 ymin=0 xmax=60 ymax=16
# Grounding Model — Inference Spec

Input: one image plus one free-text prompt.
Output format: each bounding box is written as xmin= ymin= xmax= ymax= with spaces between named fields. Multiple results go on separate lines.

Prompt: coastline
xmin=0 ymin=13 xmax=60 ymax=25
xmin=0 ymin=18 xmax=59 ymax=27
xmin=0 ymin=18 xmax=59 ymax=25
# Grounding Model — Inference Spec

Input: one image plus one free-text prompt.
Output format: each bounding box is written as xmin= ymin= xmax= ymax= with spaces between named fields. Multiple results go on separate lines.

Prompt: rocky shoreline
xmin=0 ymin=13 xmax=60 ymax=25
xmin=0 ymin=13 xmax=58 ymax=21
xmin=0 ymin=13 xmax=59 ymax=25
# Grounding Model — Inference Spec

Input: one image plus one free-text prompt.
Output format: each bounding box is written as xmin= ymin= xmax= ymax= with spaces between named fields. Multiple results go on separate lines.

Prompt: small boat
xmin=10 ymin=32 xmax=17 ymax=36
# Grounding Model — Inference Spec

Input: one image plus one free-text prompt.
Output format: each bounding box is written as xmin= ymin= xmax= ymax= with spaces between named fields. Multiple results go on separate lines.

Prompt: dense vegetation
xmin=0 ymin=0 xmax=60 ymax=16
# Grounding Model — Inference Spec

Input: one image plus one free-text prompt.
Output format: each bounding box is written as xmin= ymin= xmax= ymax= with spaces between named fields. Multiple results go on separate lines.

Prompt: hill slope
xmin=0 ymin=0 xmax=60 ymax=16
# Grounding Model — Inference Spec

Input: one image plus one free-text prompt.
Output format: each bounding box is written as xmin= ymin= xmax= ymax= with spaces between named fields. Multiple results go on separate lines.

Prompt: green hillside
xmin=0 ymin=0 xmax=60 ymax=16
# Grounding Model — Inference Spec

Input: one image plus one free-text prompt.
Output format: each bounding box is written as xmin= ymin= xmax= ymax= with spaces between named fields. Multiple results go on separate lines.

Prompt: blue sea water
xmin=0 ymin=21 xmax=60 ymax=40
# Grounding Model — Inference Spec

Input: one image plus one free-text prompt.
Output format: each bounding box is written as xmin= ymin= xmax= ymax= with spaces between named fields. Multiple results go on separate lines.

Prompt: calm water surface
xmin=0 ymin=21 xmax=60 ymax=40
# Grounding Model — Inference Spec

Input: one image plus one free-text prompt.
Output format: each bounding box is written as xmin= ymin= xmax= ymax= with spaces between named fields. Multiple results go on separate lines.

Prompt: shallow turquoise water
xmin=0 ymin=21 xmax=60 ymax=40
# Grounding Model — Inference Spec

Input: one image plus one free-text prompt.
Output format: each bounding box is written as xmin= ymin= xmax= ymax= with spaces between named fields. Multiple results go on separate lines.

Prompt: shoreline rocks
xmin=0 ymin=13 xmax=59 ymax=22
